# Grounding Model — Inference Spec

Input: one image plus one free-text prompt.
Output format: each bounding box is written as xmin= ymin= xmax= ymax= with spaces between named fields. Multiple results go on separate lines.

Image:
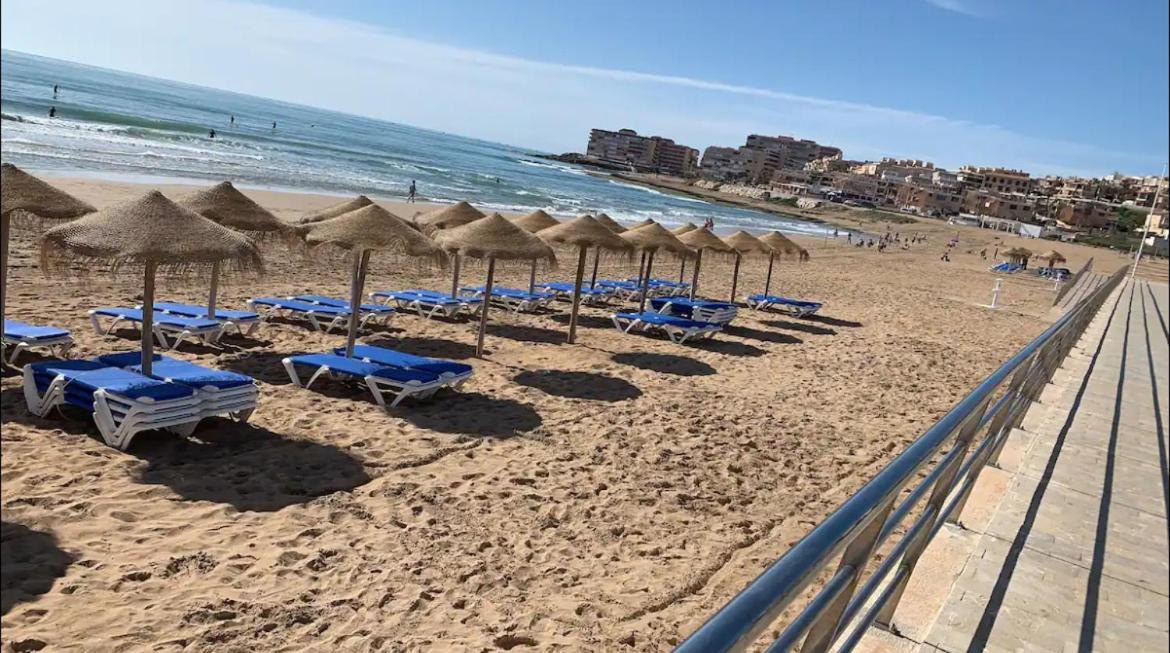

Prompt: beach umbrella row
xmin=512 ymin=209 xmax=560 ymax=292
xmin=1 ymin=164 xmax=96 ymax=329
xmin=723 ymin=231 xmax=772 ymax=303
xmin=619 ymin=222 xmax=693 ymax=313
xmin=416 ymin=201 xmax=486 ymax=296
xmin=538 ymin=215 xmax=631 ymax=343
xmin=759 ymin=231 xmax=806 ymax=298
xmin=589 ymin=213 xmax=627 ymax=287
xmin=677 ymin=227 xmax=732 ymax=300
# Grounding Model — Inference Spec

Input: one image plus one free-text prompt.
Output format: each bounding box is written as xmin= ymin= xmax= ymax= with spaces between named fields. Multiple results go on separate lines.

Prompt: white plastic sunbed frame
xmin=89 ymin=310 xmax=223 ymax=349
xmin=611 ymin=314 xmax=721 ymax=344
xmin=281 ymin=357 xmax=446 ymax=409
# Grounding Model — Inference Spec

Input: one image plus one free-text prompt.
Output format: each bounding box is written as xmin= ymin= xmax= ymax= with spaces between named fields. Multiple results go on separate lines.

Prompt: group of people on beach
xmin=845 ymin=229 xmax=925 ymax=253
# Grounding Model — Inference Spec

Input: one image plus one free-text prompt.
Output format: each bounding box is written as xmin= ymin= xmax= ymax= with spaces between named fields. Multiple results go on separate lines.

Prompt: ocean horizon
xmin=0 ymin=49 xmax=831 ymax=235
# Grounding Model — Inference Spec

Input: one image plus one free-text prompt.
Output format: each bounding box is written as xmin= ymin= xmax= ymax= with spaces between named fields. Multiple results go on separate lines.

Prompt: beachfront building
xmin=1146 ymin=208 xmax=1169 ymax=239
xmin=958 ymin=166 xmax=1035 ymax=195
xmin=1054 ymin=199 xmax=1117 ymax=229
xmin=700 ymin=133 xmax=842 ymax=184
xmin=961 ymin=189 xmax=1039 ymax=223
xmin=699 ymin=146 xmax=744 ymax=180
xmin=895 ymin=184 xmax=962 ymax=217
xmin=586 ymin=128 xmax=699 ymax=177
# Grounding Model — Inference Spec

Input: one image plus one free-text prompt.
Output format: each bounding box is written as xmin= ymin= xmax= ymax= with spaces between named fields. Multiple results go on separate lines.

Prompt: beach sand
xmin=1 ymin=177 xmax=1127 ymax=652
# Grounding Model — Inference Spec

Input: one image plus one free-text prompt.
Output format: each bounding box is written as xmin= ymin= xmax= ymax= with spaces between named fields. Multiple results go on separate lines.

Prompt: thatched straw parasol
xmin=1036 ymin=249 xmax=1066 ymax=267
xmin=433 ymin=214 xmax=557 ymax=356
xmin=670 ymin=223 xmax=700 ymax=283
xmin=723 ymin=231 xmax=774 ymax=303
xmin=177 ymin=181 xmax=295 ymax=319
xmin=303 ymin=204 xmax=444 ymax=357
xmin=1 ymin=163 xmax=96 ymax=330
xmin=627 ymin=218 xmax=657 ymax=231
xmin=512 ymin=209 xmax=560 ymax=292
xmin=40 ymin=190 xmax=261 ymax=375
xmin=415 ymin=201 xmax=487 ymax=296
xmin=678 ymin=227 xmax=733 ymax=300
xmin=297 ymin=195 xmax=374 ymax=225
xmin=758 ymin=231 xmax=808 ymax=298
xmin=620 ymin=223 xmax=694 ymax=312
xmin=539 ymin=215 xmax=633 ymax=343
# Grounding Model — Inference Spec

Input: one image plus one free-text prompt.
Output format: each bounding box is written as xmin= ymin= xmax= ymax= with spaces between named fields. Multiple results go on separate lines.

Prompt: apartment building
xmin=586 ymin=128 xmax=699 ymax=176
xmin=896 ymin=184 xmax=962 ymax=217
xmin=959 ymin=166 xmax=1035 ymax=195
xmin=1055 ymin=200 xmax=1116 ymax=229
xmin=699 ymin=146 xmax=744 ymax=180
xmin=699 ymin=134 xmax=842 ymax=184
xmin=961 ymin=189 xmax=1038 ymax=223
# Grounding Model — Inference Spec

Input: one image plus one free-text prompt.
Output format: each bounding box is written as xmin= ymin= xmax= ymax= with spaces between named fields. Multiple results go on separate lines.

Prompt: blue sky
xmin=2 ymin=0 xmax=1167 ymax=176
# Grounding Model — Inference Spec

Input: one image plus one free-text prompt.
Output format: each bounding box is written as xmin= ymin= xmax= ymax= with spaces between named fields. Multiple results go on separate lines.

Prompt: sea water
xmin=1 ymin=50 xmax=828 ymax=235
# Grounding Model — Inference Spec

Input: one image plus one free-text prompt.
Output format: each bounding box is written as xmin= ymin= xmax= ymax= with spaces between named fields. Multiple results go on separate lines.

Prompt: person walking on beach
xmin=48 ymin=106 xmax=56 ymax=118
xmin=408 ymin=180 xmax=417 ymax=203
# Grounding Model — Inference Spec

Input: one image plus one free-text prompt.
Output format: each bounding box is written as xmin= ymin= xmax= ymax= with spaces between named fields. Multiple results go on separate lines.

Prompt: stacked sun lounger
xmin=3 ymin=320 xmax=74 ymax=364
xmin=153 ymin=302 xmax=263 ymax=336
xmin=989 ymin=262 xmax=1023 ymax=273
xmin=283 ymin=344 xmax=472 ymax=409
xmin=536 ymin=282 xmax=614 ymax=306
xmin=23 ymin=354 xmax=257 ymax=450
xmin=460 ymin=286 xmax=557 ymax=313
xmin=370 ymin=289 xmax=481 ymax=319
xmin=744 ymin=295 xmax=823 ymax=317
xmin=611 ymin=311 xmax=721 ymax=344
xmin=89 ymin=307 xmax=223 ymax=349
xmin=650 ymin=297 xmax=738 ymax=325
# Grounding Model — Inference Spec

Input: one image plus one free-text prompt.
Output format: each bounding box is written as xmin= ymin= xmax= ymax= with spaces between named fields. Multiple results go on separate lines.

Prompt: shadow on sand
xmin=763 ymin=319 xmax=838 ymax=336
xmin=365 ymin=336 xmax=481 ymax=360
xmin=722 ymin=325 xmax=803 ymax=345
xmin=549 ymin=312 xmax=616 ymax=330
xmin=395 ymin=392 xmax=542 ymax=437
xmin=1 ymin=521 xmax=75 ymax=616
xmin=806 ymin=314 xmax=863 ymax=328
xmin=486 ymin=323 xmax=567 ymax=345
xmin=612 ymin=352 xmax=716 ymax=377
xmin=219 ymin=350 xmax=298 ymax=385
xmin=130 ymin=420 xmax=371 ymax=512
xmin=514 ymin=370 xmax=642 ymax=402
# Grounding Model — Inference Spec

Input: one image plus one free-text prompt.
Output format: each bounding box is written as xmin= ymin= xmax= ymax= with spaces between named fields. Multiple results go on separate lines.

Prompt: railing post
xmin=877 ymin=397 xmax=990 ymax=627
xmin=987 ymin=357 xmax=1036 ymax=467
xmin=799 ymin=501 xmax=894 ymax=653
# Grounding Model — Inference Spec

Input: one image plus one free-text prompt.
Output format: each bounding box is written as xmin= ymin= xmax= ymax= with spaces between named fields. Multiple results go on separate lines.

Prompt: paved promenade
xmin=922 ymin=279 xmax=1169 ymax=652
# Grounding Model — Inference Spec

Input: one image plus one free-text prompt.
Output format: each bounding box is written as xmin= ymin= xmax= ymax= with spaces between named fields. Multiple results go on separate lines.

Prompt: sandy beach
xmin=2 ymin=177 xmax=1129 ymax=652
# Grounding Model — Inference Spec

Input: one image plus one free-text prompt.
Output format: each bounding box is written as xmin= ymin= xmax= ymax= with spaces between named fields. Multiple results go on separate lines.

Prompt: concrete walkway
xmin=922 ymin=279 xmax=1169 ymax=652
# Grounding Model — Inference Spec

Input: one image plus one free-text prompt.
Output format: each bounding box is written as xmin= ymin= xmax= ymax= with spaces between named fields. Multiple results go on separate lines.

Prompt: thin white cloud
xmin=0 ymin=0 xmax=1160 ymax=176
xmin=925 ymin=0 xmax=981 ymax=16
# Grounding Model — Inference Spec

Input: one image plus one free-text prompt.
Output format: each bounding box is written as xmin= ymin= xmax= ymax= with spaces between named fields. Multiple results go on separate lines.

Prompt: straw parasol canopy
xmin=539 ymin=215 xmax=634 ymax=343
xmin=297 ymin=195 xmax=374 ymax=225
xmin=415 ymin=201 xmax=485 ymax=235
xmin=1037 ymin=249 xmax=1066 ymax=265
xmin=627 ymin=218 xmax=657 ymax=231
xmin=678 ymin=227 xmax=733 ymax=300
xmin=722 ymin=231 xmax=774 ymax=304
xmin=672 ymin=222 xmax=699 ymax=236
xmin=2 ymin=163 xmax=96 ymax=223
xmin=594 ymin=213 xmax=627 ymax=233
xmin=620 ymin=222 xmax=694 ymax=311
xmin=512 ymin=209 xmax=559 ymax=233
xmin=1 ymin=163 xmax=97 ymax=330
xmin=40 ymin=190 xmax=262 ymax=375
xmin=433 ymin=213 xmax=557 ymax=356
xmin=758 ymin=231 xmax=808 ymax=297
xmin=303 ymin=203 xmax=446 ymax=356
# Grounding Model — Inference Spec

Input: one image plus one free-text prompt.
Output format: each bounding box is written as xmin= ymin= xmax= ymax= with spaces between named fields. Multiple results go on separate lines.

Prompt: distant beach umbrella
xmin=1036 ymin=249 xmax=1066 ymax=268
xmin=678 ymin=227 xmax=733 ymax=300
xmin=620 ymin=223 xmax=694 ymax=312
xmin=759 ymin=231 xmax=807 ymax=297
xmin=538 ymin=215 xmax=632 ymax=343
xmin=627 ymin=218 xmax=657 ymax=231
xmin=589 ymin=213 xmax=626 ymax=287
xmin=512 ymin=209 xmax=561 ymax=292
xmin=303 ymin=204 xmax=445 ymax=357
xmin=177 ymin=181 xmax=295 ymax=320
xmin=297 ymin=195 xmax=374 ymax=225
xmin=671 ymin=223 xmax=700 ymax=283
xmin=415 ymin=201 xmax=487 ymax=296
xmin=723 ymin=230 xmax=774 ymax=304
xmin=433 ymin=213 xmax=556 ymax=356
xmin=1 ymin=163 xmax=96 ymax=330
xmin=40 ymin=190 xmax=261 ymax=375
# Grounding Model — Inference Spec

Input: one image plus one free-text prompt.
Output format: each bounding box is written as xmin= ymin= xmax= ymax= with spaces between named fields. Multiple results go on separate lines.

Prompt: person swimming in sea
xmin=48 ymin=106 xmax=56 ymax=118
xmin=209 ymin=129 xmax=216 ymax=139
xmin=272 ymin=121 xmax=277 ymax=130
xmin=230 ymin=115 xmax=235 ymax=126
xmin=52 ymin=84 xmax=58 ymax=97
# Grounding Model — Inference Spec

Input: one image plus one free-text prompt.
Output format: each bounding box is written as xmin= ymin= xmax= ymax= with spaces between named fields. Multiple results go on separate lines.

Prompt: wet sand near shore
xmin=1 ymin=177 xmax=1127 ymax=651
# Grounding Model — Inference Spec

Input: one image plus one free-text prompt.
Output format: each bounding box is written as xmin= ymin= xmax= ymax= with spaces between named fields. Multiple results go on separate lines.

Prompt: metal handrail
xmin=675 ymin=267 xmax=1128 ymax=653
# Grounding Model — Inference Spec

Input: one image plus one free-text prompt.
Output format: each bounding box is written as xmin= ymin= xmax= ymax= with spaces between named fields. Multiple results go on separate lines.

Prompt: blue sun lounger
xmin=460 ymin=286 xmax=557 ymax=313
xmin=282 ymin=353 xmax=447 ymax=409
xmin=248 ymin=297 xmax=355 ymax=333
xmin=630 ymin=278 xmax=690 ymax=297
xmin=96 ymin=352 xmax=258 ymax=424
xmin=289 ymin=295 xmax=397 ymax=324
xmin=650 ymin=297 xmax=738 ymax=324
xmin=22 ymin=359 xmax=204 ymax=450
xmin=152 ymin=302 xmax=263 ymax=336
xmin=3 ymin=320 xmax=75 ymax=364
xmin=611 ymin=311 xmax=721 ymax=344
xmin=339 ymin=344 xmax=473 ymax=388
xmin=536 ymin=282 xmax=614 ymax=306
xmin=89 ymin=307 xmax=223 ymax=349
xmin=595 ymin=279 xmax=644 ymax=301
xmin=744 ymin=295 xmax=823 ymax=317
xmin=370 ymin=289 xmax=481 ymax=319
